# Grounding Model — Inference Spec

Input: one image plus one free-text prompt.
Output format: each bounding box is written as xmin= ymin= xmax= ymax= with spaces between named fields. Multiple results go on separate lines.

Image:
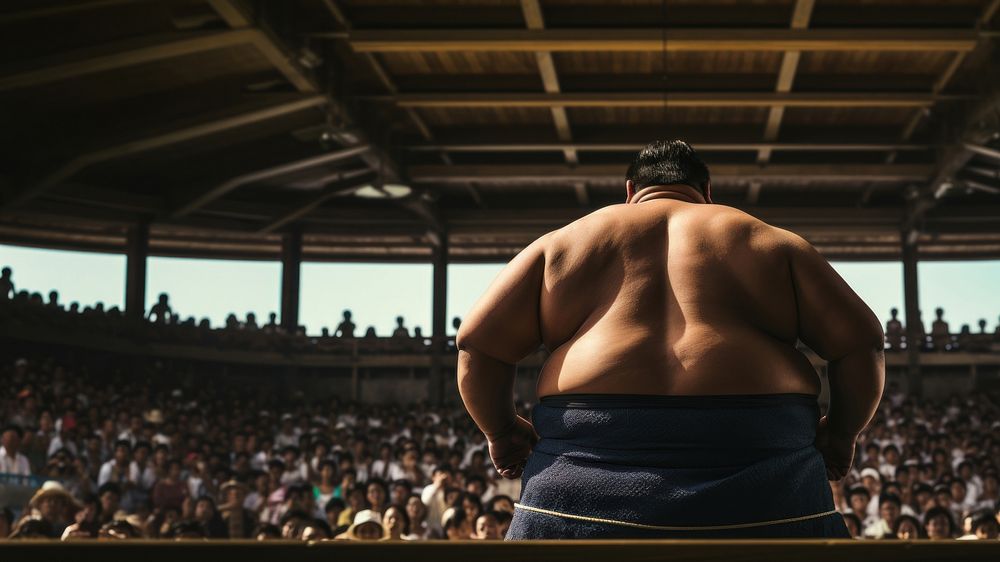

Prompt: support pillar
xmin=280 ymin=230 xmax=302 ymax=333
xmin=902 ymin=230 xmax=922 ymax=397
xmin=125 ymin=223 xmax=149 ymax=321
xmin=429 ymin=231 xmax=448 ymax=405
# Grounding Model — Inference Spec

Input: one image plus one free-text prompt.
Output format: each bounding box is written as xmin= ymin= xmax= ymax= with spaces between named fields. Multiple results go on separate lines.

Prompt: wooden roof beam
xmin=390 ymin=92 xmax=960 ymax=109
xmin=752 ymin=0 xmax=815 ymax=204
xmin=3 ymin=95 xmax=328 ymax=209
xmin=888 ymin=0 xmax=1000 ymax=164
xmin=257 ymin=170 xmax=377 ymax=234
xmin=0 ymin=29 xmax=261 ymax=92
xmin=348 ymin=29 xmax=978 ymax=53
xmin=521 ymin=0 xmax=581 ymax=201
xmin=409 ymin=164 xmax=933 ymax=183
xmin=401 ymin=141 xmax=931 ymax=152
xmin=170 ymin=145 xmax=371 ymax=219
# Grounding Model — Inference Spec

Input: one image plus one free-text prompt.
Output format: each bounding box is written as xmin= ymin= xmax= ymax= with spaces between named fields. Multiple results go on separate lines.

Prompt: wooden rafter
xmin=409 ymin=164 xmax=933 ymax=183
xmin=258 ymin=170 xmax=377 ymax=234
xmin=401 ymin=141 xmax=931 ymax=152
xmin=0 ymin=29 xmax=261 ymax=91
xmin=4 ymin=96 xmax=328 ymax=209
xmin=751 ymin=0 xmax=815 ymax=204
xmin=171 ymin=144 xmax=371 ymax=218
xmin=389 ymin=92 xmax=954 ymax=109
xmin=348 ymin=29 xmax=978 ymax=53
xmin=887 ymin=0 xmax=1000 ymax=164
xmin=521 ymin=0 xmax=584 ymax=207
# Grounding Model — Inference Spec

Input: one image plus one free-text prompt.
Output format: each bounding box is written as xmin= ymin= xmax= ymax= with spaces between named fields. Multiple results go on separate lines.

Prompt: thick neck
xmin=630 ymin=184 xmax=705 ymax=205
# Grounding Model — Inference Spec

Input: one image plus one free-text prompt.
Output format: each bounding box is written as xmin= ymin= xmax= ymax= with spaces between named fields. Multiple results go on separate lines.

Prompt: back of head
xmin=626 ymin=140 xmax=710 ymax=196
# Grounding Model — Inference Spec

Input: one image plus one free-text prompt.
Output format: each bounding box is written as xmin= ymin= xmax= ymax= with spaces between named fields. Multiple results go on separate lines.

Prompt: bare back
xmin=535 ymin=200 xmax=820 ymax=397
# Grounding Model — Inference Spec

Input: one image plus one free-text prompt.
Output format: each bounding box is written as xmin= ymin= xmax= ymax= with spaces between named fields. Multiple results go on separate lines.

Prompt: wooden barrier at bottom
xmin=0 ymin=539 xmax=998 ymax=562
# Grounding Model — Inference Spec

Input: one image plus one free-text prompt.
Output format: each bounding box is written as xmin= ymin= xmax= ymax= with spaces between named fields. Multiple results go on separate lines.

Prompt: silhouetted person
xmin=149 ymin=294 xmax=172 ymax=324
xmin=0 ymin=266 xmax=13 ymax=299
xmin=245 ymin=313 xmax=259 ymax=331
xmin=47 ymin=290 xmax=60 ymax=310
xmin=885 ymin=308 xmax=903 ymax=351
xmin=930 ymin=308 xmax=950 ymax=351
xmin=337 ymin=310 xmax=356 ymax=338
xmin=956 ymin=324 xmax=974 ymax=351
xmin=994 ymin=316 xmax=1000 ymax=342
xmin=364 ymin=326 xmax=377 ymax=338
xmin=392 ymin=316 xmax=409 ymax=338
xmin=452 ymin=317 xmax=462 ymax=331
xmin=263 ymin=312 xmax=281 ymax=335
xmin=978 ymin=318 xmax=988 ymax=334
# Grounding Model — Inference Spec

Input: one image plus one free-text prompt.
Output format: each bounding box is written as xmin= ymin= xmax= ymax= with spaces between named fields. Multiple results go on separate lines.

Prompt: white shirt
xmin=0 ymin=446 xmax=31 ymax=475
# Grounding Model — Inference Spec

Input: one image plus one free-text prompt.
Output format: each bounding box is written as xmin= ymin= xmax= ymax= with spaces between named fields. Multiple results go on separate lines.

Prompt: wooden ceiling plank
xmin=4 ymin=95 xmax=329 ymax=209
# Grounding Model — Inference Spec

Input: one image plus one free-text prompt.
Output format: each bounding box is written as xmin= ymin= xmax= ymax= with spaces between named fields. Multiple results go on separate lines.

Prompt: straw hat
xmin=220 ymin=479 xmax=248 ymax=494
xmin=29 ymin=480 xmax=82 ymax=510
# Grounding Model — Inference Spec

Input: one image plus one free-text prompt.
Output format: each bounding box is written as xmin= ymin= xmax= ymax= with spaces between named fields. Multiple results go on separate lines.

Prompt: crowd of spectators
xmin=0 ymin=266 xmax=460 ymax=355
xmin=0 ymin=354 xmax=998 ymax=542
xmin=4 ymin=266 xmax=999 ymax=356
xmin=0 ymin=354 xmax=522 ymax=541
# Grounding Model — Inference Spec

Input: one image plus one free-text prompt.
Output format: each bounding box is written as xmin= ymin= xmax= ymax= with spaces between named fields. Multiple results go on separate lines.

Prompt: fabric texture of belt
xmin=514 ymin=502 xmax=839 ymax=531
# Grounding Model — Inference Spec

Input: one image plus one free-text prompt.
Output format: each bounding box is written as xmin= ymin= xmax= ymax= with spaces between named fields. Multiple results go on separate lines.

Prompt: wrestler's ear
xmin=625 ymin=179 xmax=636 ymax=203
xmin=704 ymin=180 xmax=714 ymax=204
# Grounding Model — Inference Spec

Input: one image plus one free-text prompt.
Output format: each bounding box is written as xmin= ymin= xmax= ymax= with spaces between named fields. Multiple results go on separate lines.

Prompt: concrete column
xmin=429 ymin=232 xmax=448 ymax=405
xmin=902 ymin=231 xmax=922 ymax=397
xmin=280 ymin=230 xmax=302 ymax=332
xmin=125 ymin=223 xmax=149 ymax=321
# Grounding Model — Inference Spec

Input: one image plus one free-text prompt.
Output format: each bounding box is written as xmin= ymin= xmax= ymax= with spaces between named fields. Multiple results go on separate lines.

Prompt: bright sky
xmin=2 ymin=244 xmax=998 ymax=336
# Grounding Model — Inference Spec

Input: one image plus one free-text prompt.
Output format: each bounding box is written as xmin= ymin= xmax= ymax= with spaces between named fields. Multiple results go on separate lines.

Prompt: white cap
xmin=353 ymin=509 xmax=383 ymax=526
xmin=860 ymin=467 xmax=881 ymax=481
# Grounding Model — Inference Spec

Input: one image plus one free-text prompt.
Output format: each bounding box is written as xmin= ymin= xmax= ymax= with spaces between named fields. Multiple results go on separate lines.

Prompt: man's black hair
xmin=324 ymin=497 xmax=346 ymax=513
xmin=625 ymin=140 xmax=710 ymax=196
xmin=879 ymin=493 xmax=902 ymax=507
xmin=1 ymin=424 xmax=24 ymax=439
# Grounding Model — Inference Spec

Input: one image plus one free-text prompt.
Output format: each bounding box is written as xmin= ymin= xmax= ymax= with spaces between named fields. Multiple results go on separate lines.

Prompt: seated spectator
xmin=382 ymin=503 xmax=410 ymax=540
xmin=841 ymin=512 xmax=862 ymax=538
xmin=337 ymin=510 xmax=384 ymax=541
xmin=474 ymin=511 xmax=500 ymax=539
xmin=323 ymin=498 xmax=346 ymax=532
xmin=892 ymin=514 xmax=924 ymax=540
xmin=968 ymin=510 xmax=999 ymax=540
xmin=0 ymin=424 xmax=31 ymax=475
xmin=253 ymin=523 xmax=281 ymax=541
xmin=923 ymin=506 xmax=956 ymax=540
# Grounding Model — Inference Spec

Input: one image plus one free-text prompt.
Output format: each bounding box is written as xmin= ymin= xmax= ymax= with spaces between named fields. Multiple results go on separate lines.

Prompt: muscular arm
xmin=786 ymin=232 xmax=885 ymax=437
xmin=456 ymin=235 xmax=547 ymax=437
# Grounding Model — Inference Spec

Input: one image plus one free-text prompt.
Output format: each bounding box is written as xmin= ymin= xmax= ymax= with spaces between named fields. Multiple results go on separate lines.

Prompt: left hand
xmin=487 ymin=415 xmax=539 ymax=480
